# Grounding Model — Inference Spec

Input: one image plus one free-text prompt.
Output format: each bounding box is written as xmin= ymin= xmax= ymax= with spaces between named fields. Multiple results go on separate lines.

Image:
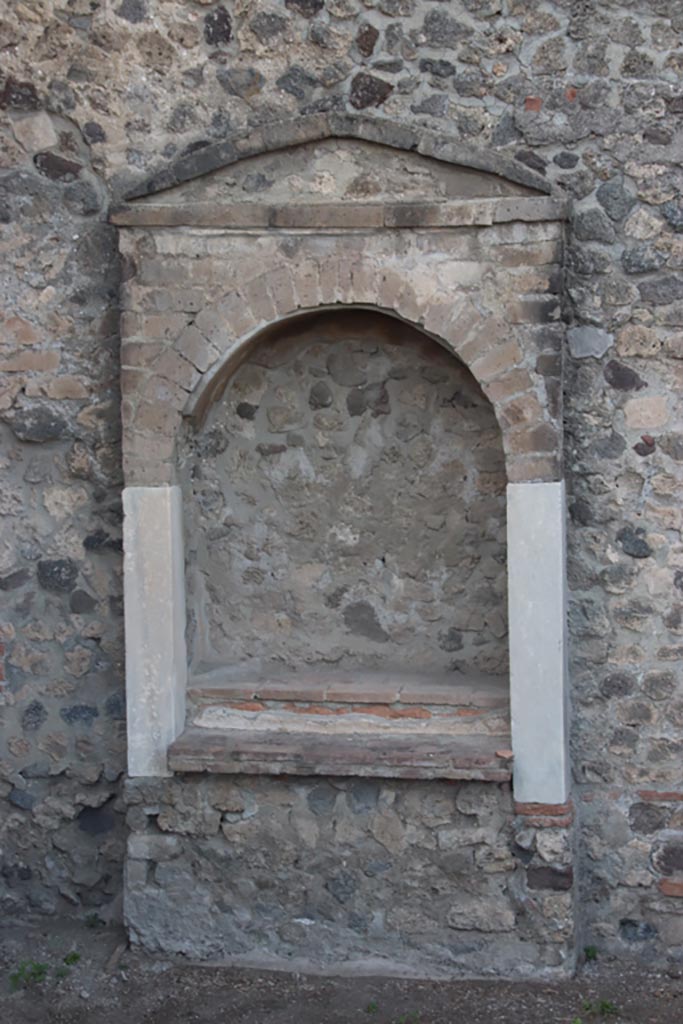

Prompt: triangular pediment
xmin=128 ymin=137 xmax=539 ymax=209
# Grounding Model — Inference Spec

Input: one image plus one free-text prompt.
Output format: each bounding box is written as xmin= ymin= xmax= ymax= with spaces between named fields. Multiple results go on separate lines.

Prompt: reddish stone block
xmin=659 ymin=879 xmax=683 ymax=897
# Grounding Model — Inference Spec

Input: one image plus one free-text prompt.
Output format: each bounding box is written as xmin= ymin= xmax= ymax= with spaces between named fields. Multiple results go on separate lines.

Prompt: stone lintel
xmin=123 ymin=485 xmax=187 ymax=777
xmin=110 ymin=196 xmax=566 ymax=229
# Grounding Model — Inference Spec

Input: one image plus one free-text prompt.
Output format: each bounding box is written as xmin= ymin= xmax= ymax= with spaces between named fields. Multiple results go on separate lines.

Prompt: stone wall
xmin=181 ymin=309 xmax=508 ymax=676
xmin=124 ymin=775 xmax=574 ymax=977
xmin=1 ymin=0 xmax=683 ymax=968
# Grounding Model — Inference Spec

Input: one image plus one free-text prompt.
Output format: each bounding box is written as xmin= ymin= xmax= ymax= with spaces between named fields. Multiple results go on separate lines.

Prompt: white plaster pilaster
xmin=507 ymin=480 xmax=569 ymax=805
xmin=123 ymin=486 xmax=187 ymax=777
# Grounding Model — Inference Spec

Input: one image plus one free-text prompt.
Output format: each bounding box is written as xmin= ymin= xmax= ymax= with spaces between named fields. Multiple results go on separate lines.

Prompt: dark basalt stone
xmin=439 ymin=627 xmax=464 ymax=653
xmin=285 ymin=0 xmax=324 ymax=15
xmin=21 ymin=701 xmax=48 ymax=732
xmin=603 ymin=359 xmax=647 ymax=391
xmin=204 ymin=6 xmax=232 ymax=46
xmin=619 ymin=919 xmax=658 ymax=943
xmin=84 ymin=529 xmax=122 ymax=553
xmin=356 ymin=24 xmax=379 ymax=58
xmin=527 ymin=866 xmax=573 ymax=891
xmin=343 ymin=601 xmax=389 ymax=643
xmin=83 ymin=121 xmax=106 ymax=144
xmin=70 ymin=589 xmax=97 ymax=614
xmin=37 ymin=559 xmax=79 ymax=593
xmin=34 ymin=152 xmax=82 ymax=182
xmin=77 ymin=802 xmax=115 ymax=834
xmin=661 ymin=199 xmax=683 ymax=234
xmin=349 ymin=73 xmax=393 ymax=110
xmin=309 ymin=382 xmax=333 ymax=409
xmin=0 ymin=76 xmax=39 ymax=111
xmin=0 ymin=568 xmax=30 ymax=591
xmin=616 ymin=525 xmax=652 ymax=559
xmin=60 ymin=704 xmax=100 ymax=726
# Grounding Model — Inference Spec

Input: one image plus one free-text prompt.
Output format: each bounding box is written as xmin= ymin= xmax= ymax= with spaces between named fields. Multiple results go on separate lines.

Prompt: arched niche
xmin=179 ymin=308 xmax=508 ymax=681
xmin=117 ymin=115 xmax=569 ymax=809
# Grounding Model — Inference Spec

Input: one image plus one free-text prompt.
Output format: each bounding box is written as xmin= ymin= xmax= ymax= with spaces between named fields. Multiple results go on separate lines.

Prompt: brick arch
xmin=123 ymin=250 xmax=560 ymax=487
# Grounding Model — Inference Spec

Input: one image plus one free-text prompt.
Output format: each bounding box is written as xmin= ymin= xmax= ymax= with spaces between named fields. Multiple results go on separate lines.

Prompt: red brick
xmin=515 ymin=800 xmax=573 ymax=817
xmin=638 ymin=790 xmax=683 ymax=802
xmin=525 ymin=96 xmax=542 ymax=111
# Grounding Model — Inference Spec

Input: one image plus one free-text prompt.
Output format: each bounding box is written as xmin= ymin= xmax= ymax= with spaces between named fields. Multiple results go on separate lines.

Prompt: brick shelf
xmin=168 ymin=727 xmax=513 ymax=781
xmin=188 ymin=667 xmax=509 ymax=708
xmin=169 ymin=668 xmax=511 ymax=780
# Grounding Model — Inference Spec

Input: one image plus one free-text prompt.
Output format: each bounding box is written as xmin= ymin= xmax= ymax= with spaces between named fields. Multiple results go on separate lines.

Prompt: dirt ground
xmin=1 ymin=919 xmax=682 ymax=1024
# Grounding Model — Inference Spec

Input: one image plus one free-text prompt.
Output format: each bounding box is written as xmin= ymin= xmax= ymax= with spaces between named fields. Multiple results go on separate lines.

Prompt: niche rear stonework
xmin=181 ymin=310 xmax=508 ymax=678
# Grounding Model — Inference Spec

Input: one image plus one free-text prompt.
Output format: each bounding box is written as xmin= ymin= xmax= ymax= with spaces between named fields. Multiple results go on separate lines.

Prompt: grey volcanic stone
xmin=567 ymin=326 xmax=614 ymax=359
xmin=439 ymin=627 xmax=464 ymax=652
xmin=309 ymin=381 xmax=333 ymax=409
xmin=659 ymin=434 xmax=683 ymax=461
xmin=307 ymin=783 xmax=337 ymax=815
xmin=216 ymin=67 xmax=264 ymax=99
xmin=250 ymin=12 xmax=288 ymax=43
xmin=277 ymin=66 xmax=318 ymax=101
xmin=116 ymin=0 xmax=146 ymax=23
xmin=629 ymin=802 xmax=669 ymax=834
xmin=621 ymin=244 xmax=665 ymax=274
xmin=9 ymin=788 xmax=35 ymax=810
xmin=419 ymin=59 xmax=455 ymax=78
xmin=422 ymin=9 xmax=472 ymax=48
xmin=638 ymin=274 xmax=683 ymax=305
xmin=325 ymin=871 xmax=357 ymax=904
xmin=9 ymin=406 xmax=68 ymax=442
xmin=596 ymin=178 xmax=636 ymax=221
xmin=661 ymin=199 xmax=683 ymax=233
xmin=573 ymin=207 xmax=616 ymax=243
xmin=327 ymin=351 xmax=366 ymax=387
xmin=600 ymin=673 xmax=636 ymax=698
xmin=342 ymin=601 xmax=389 ymax=642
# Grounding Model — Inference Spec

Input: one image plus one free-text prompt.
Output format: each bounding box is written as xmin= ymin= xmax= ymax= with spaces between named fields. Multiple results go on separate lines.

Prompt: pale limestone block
xmin=507 ymin=480 xmax=569 ymax=805
xmin=12 ymin=112 xmax=58 ymax=153
xmin=123 ymin=486 xmax=187 ymax=776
